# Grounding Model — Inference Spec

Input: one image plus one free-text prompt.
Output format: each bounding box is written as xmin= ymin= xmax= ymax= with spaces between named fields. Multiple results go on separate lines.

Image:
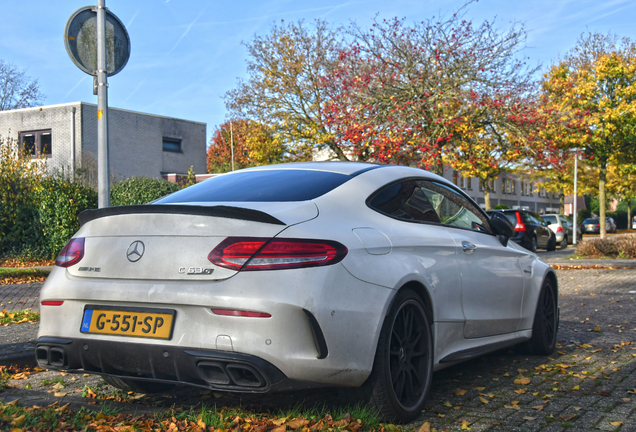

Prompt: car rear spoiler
xmin=78 ymin=205 xmax=286 ymax=227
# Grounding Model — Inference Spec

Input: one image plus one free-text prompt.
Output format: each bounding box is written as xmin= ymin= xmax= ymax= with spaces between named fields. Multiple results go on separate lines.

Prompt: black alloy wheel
xmin=521 ymin=280 xmax=558 ymax=355
xmin=529 ymin=235 xmax=537 ymax=253
xmin=547 ymin=233 xmax=557 ymax=251
xmin=364 ymin=289 xmax=433 ymax=423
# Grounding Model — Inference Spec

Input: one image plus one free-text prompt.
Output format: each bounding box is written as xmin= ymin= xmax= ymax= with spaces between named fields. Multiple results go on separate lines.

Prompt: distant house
xmin=447 ymin=170 xmax=561 ymax=214
xmin=0 ymin=102 xmax=206 ymax=180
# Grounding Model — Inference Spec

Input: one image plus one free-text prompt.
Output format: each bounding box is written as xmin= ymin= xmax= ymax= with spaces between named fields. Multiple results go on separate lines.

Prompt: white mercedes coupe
xmin=36 ymin=162 xmax=558 ymax=422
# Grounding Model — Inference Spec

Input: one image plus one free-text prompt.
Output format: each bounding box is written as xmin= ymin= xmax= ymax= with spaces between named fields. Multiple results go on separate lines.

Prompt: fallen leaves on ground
xmin=0 ymin=310 xmax=40 ymax=325
xmin=0 ymin=275 xmax=48 ymax=286
xmin=0 ymin=259 xmax=54 ymax=268
xmin=0 ymin=399 xmax=385 ymax=432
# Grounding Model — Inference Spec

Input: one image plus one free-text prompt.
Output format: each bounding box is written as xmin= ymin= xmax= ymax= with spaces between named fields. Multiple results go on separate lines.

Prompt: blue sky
xmin=2 ymin=0 xmax=636 ymax=145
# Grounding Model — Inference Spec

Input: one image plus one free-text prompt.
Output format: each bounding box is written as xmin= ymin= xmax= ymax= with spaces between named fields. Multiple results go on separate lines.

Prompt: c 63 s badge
xmin=179 ymin=267 xmax=214 ymax=275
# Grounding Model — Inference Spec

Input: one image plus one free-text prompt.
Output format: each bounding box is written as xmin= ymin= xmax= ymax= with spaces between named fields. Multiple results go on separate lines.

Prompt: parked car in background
xmin=540 ymin=214 xmax=582 ymax=248
xmin=581 ymin=217 xmax=617 ymax=234
xmin=487 ymin=209 xmax=557 ymax=252
xmin=36 ymin=162 xmax=559 ymax=423
xmin=632 ymin=216 xmax=636 ymax=230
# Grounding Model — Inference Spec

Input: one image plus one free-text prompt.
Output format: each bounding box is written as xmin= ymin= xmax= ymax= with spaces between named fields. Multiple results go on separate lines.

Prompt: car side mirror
xmin=490 ymin=213 xmax=514 ymax=247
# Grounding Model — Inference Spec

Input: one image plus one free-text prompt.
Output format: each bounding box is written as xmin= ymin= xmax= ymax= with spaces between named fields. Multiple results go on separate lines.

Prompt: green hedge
xmin=37 ymin=178 xmax=97 ymax=258
xmin=110 ymin=177 xmax=180 ymax=206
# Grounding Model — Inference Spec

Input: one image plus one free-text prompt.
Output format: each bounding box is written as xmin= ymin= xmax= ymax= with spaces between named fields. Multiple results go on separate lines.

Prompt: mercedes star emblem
xmin=126 ymin=241 xmax=145 ymax=262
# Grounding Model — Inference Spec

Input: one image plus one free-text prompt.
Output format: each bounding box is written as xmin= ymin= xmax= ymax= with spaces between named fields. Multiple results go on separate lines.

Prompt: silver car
xmin=540 ymin=214 xmax=581 ymax=248
xmin=36 ymin=162 xmax=558 ymax=423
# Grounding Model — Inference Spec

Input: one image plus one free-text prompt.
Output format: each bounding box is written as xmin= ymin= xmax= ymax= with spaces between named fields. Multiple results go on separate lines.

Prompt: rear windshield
xmin=503 ymin=213 xmax=517 ymax=226
xmin=542 ymin=215 xmax=557 ymax=223
xmin=582 ymin=218 xmax=598 ymax=224
xmin=155 ymin=170 xmax=352 ymax=203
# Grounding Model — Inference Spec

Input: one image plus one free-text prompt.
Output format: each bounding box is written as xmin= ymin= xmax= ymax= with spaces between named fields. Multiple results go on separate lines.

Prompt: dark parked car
xmin=581 ymin=217 xmax=617 ymax=234
xmin=487 ymin=209 xmax=556 ymax=252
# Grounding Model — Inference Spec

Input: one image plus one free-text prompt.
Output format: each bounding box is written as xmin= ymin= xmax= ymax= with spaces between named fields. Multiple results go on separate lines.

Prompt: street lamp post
xmin=572 ymin=148 xmax=579 ymax=246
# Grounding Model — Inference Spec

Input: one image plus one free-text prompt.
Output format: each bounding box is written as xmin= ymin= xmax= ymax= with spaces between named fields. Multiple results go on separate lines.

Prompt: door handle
xmin=462 ymin=241 xmax=477 ymax=254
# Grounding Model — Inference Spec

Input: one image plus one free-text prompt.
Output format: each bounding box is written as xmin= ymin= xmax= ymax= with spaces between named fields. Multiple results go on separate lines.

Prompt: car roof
xmin=240 ymin=161 xmax=381 ymax=176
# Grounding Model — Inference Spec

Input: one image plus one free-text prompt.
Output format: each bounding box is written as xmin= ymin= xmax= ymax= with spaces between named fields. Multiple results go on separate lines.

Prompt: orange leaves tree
xmin=543 ymin=33 xmax=636 ymax=237
xmin=224 ymin=20 xmax=343 ymax=161
xmin=321 ymin=6 xmax=542 ymax=208
xmin=207 ymin=120 xmax=286 ymax=173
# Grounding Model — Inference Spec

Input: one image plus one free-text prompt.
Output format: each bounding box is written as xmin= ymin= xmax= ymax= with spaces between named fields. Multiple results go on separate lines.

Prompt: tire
xmin=560 ymin=235 xmax=568 ymax=249
xmin=102 ymin=375 xmax=177 ymax=394
xmin=528 ymin=235 xmax=537 ymax=253
xmin=521 ymin=280 xmax=558 ymax=355
xmin=547 ymin=234 xmax=557 ymax=251
xmin=361 ymin=289 xmax=433 ymax=423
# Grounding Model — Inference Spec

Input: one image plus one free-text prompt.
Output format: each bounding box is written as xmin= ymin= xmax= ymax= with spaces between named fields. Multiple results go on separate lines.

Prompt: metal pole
xmin=70 ymin=106 xmax=76 ymax=181
xmin=573 ymin=150 xmax=578 ymax=246
xmin=96 ymin=0 xmax=110 ymax=207
xmin=230 ymin=121 xmax=235 ymax=171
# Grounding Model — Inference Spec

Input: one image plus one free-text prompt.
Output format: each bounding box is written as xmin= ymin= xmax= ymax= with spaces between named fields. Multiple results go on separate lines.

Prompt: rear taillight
xmin=514 ymin=212 xmax=526 ymax=231
xmin=556 ymin=227 xmax=563 ymax=233
xmin=208 ymin=237 xmax=348 ymax=271
xmin=596 ymin=224 xmax=600 ymax=227
xmin=212 ymin=309 xmax=271 ymax=318
xmin=41 ymin=300 xmax=64 ymax=306
xmin=55 ymin=238 xmax=85 ymax=267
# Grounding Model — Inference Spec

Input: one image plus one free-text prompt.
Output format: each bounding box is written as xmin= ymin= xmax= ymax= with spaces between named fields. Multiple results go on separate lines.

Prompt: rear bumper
xmin=35 ymin=337 xmax=312 ymax=393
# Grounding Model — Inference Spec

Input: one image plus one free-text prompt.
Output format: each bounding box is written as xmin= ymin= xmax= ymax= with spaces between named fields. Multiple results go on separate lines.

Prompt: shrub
xmin=606 ymin=210 xmax=627 ymax=229
xmin=577 ymin=208 xmax=591 ymax=222
xmin=110 ymin=177 xmax=180 ymax=206
xmin=0 ymin=137 xmax=46 ymax=254
xmin=37 ymin=178 xmax=97 ymax=258
xmin=576 ymin=235 xmax=636 ymax=259
xmin=493 ymin=204 xmax=509 ymax=209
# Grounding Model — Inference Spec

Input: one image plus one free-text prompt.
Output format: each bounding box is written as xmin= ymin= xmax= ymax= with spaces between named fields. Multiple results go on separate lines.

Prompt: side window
xmin=369 ymin=180 xmax=441 ymax=223
xmin=417 ymin=181 xmax=492 ymax=233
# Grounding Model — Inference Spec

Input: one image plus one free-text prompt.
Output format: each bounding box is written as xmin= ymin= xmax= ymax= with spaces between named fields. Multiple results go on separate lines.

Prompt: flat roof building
xmin=0 ymin=102 xmax=206 ymax=181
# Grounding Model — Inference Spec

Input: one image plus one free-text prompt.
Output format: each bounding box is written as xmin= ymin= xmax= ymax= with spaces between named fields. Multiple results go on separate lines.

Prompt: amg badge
xmin=179 ymin=267 xmax=214 ymax=275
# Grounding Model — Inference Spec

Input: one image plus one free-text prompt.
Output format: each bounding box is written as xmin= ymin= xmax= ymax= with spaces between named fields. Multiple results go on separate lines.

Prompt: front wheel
xmin=560 ymin=235 xmax=568 ymax=249
xmin=521 ymin=280 xmax=558 ymax=355
xmin=362 ymin=289 xmax=433 ymax=423
xmin=547 ymin=234 xmax=557 ymax=251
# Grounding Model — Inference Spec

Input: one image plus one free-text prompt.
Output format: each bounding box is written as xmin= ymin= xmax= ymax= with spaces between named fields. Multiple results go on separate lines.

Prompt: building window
xmin=19 ymin=129 xmax=52 ymax=157
xmin=163 ymin=137 xmax=182 ymax=152
xmin=453 ymin=171 xmax=460 ymax=187
xmin=503 ymin=178 xmax=516 ymax=195
xmin=465 ymin=177 xmax=472 ymax=190
xmin=479 ymin=179 xmax=495 ymax=192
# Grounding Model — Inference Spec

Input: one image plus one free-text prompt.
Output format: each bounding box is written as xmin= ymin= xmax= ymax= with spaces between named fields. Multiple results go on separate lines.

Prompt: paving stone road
xmin=1 ymin=269 xmax=636 ymax=431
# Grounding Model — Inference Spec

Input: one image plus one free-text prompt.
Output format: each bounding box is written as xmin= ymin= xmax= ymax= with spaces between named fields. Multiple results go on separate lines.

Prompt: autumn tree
xmin=606 ymin=162 xmax=636 ymax=229
xmin=225 ymin=20 xmax=343 ymax=160
xmin=532 ymin=63 xmax=592 ymax=213
xmin=207 ymin=120 xmax=286 ymax=173
xmin=544 ymin=33 xmax=636 ymax=237
xmin=322 ymin=4 xmax=538 ymax=182
xmin=0 ymin=60 xmax=44 ymax=110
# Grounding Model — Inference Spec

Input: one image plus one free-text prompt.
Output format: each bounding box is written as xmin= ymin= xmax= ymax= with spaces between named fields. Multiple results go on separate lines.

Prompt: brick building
xmin=0 ymin=102 xmax=206 ymax=180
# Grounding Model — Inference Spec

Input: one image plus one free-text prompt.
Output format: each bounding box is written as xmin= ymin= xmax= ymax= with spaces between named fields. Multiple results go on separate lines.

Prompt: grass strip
xmin=0 ymin=267 xmax=50 ymax=286
xmin=0 ymin=309 xmax=40 ymax=325
xmin=0 ymin=398 xmax=392 ymax=432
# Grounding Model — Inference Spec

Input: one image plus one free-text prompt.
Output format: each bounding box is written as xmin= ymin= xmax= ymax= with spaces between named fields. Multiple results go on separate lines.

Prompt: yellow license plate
xmin=81 ymin=306 xmax=175 ymax=340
